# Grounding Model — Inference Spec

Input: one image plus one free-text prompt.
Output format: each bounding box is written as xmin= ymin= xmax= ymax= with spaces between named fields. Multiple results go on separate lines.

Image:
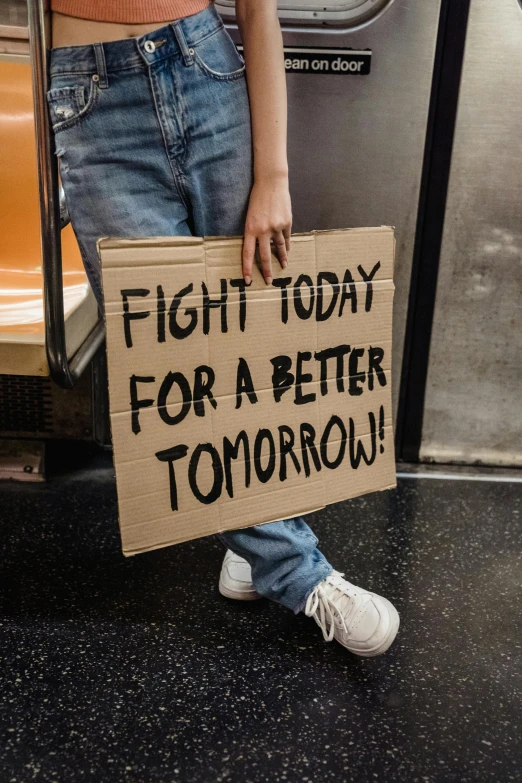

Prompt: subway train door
xmin=414 ymin=0 xmax=522 ymax=467
xmin=217 ymin=0 xmax=443 ymax=418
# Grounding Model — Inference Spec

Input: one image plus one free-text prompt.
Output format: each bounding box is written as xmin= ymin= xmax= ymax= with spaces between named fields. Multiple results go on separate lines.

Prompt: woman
xmin=48 ymin=0 xmax=399 ymax=656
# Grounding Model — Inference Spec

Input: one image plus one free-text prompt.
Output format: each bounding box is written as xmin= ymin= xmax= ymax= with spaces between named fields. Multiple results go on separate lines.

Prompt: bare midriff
xmin=51 ymin=11 xmax=178 ymax=48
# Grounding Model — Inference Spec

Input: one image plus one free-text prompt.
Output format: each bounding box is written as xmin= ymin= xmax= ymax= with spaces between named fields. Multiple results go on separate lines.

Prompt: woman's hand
xmin=242 ymin=173 xmax=292 ymax=285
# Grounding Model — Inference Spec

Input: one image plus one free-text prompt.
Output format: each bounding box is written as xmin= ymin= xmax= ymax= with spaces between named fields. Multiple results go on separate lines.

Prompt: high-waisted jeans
xmin=47 ymin=3 xmax=334 ymax=613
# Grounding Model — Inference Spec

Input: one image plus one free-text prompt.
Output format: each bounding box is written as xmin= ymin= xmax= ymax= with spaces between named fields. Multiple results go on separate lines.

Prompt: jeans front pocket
xmin=192 ymin=26 xmax=246 ymax=81
xmin=46 ymin=74 xmax=100 ymax=133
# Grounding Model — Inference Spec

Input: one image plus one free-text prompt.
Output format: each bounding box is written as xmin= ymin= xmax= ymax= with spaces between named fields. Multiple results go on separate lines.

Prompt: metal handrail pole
xmin=27 ymin=0 xmax=105 ymax=388
xmin=27 ymin=0 xmax=74 ymax=388
xmin=69 ymin=320 xmax=106 ymax=378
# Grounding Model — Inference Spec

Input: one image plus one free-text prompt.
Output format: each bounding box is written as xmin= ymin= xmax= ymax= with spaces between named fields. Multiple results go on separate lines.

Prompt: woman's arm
xmin=236 ymin=0 xmax=292 ymax=285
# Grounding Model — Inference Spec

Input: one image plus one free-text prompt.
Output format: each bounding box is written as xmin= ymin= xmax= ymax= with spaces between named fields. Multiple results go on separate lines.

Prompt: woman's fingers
xmin=258 ymin=234 xmax=274 ymax=284
xmin=271 ymin=230 xmax=288 ymax=269
xmin=243 ymin=228 xmax=291 ymax=285
xmin=242 ymin=231 xmax=256 ymax=285
xmin=283 ymin=226 xmax=291 ymax=254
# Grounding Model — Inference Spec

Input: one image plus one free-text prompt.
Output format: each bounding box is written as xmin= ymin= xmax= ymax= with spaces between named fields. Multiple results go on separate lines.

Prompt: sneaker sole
xmin=341 ymin=596 xmax=400 ymax=657
xmin=218 ymin=579 xmax=262 ymax=601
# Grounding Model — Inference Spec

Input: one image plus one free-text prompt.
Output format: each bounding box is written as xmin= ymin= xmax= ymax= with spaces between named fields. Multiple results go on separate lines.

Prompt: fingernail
xmin=266 ymin=276 xmax=272 ymax=286
xmin=282 ymin=260 xmax=287 ymax=268
xmin=244 ymin=275 xmax=251 ymax=285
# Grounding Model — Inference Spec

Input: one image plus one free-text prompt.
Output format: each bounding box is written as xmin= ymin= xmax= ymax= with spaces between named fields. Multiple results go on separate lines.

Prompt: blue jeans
xmin=47 ymin=3 xmax=333 ymax=613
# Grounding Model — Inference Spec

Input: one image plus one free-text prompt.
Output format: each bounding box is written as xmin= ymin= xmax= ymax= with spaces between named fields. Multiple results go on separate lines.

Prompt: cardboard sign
xmin=98 ymin=228 xmax=396 ymax=556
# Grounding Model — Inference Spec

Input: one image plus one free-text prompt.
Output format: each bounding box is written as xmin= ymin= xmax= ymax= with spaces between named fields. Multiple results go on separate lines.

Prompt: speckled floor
xmin=0 ymin=450 xmax=521 ymax=783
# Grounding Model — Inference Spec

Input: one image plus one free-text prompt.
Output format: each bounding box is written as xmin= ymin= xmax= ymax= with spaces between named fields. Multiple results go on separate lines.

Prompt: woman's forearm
xmin=236 ymin=0 xmax=288 ymax=183
xmin=235 ymin=0 xmax=291 ymax=285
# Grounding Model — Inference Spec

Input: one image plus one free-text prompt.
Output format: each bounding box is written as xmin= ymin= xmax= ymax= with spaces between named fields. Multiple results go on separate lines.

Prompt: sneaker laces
xmin=304 ymin=570 xmax=360 ymax=642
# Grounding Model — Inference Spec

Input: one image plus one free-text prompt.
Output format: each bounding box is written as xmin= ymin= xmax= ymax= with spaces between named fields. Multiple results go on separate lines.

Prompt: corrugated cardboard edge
xmin=122 ymin=481 xmax=397 ymax=556
xmin=96 ymin=226 xmax=396 ymax=257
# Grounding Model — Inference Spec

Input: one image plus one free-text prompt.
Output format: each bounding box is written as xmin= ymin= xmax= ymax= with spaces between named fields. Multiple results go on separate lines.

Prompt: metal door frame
xmin=396 ymin=0 xmax=472 ymax=462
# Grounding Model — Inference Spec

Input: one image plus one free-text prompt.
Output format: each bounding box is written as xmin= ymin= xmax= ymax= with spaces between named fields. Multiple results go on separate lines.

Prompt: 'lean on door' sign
xmin=98 ymin=228 xmax=395 ymax=556
xmin=237 ymin=46 xmax=372 ymax=75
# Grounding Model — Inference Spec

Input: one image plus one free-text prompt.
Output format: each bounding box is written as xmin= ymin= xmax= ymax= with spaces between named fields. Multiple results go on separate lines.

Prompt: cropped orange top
xmin=50 ymin=0 xmax=212 ymax=24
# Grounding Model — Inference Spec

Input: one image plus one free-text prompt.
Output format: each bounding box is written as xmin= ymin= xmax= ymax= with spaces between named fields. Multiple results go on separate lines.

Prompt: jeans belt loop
xmin=171 ymin=21 xmax=194 ymax=66
xmin=93 ymin=42 xmax=109 ymax=88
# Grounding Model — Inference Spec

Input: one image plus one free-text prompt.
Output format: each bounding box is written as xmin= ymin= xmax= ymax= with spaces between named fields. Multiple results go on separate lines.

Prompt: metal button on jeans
xmin=144 ymin=40 xmax=156 ymax=53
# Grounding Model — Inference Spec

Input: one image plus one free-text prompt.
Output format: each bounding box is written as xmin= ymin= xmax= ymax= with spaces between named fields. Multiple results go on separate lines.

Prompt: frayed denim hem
xmin=292 ymin=562 xmax=335 ymax=615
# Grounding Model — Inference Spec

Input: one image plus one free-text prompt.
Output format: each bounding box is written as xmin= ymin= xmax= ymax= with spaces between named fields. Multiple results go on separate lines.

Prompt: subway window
xmin=214 ymin=0 xmax=393 ymax=27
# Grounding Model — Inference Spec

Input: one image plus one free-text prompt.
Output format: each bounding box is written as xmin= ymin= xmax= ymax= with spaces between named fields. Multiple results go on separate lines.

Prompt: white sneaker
xmin=219 ymin=549 xmax=262 ymax=601
xmin=304 ymin=570 xmax=400 ymax=656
